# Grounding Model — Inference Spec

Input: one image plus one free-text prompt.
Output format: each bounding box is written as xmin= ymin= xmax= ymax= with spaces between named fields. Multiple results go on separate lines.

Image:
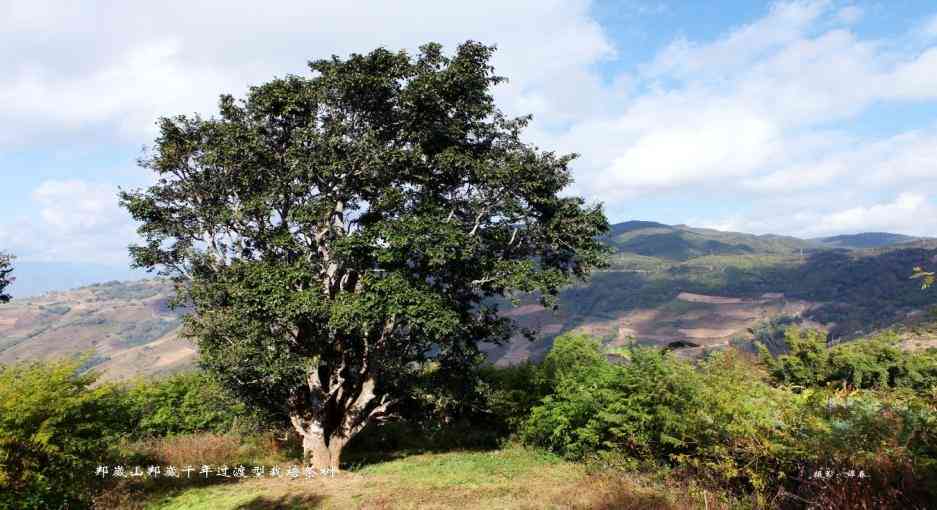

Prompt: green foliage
xmin=124 ymin=371 xmax=259 ymax=437
xmin=760 ymin=328 xmax=937 ymax=390
xmin=523 ymin=341 xmax=704 ymax=461
xmin=913 ymin=266 xmax=935 ymax=289
xmin=747 ymin=315 xmax=802 ymax=355
xmin=0 ymin=253 xmax=13 ymax=303
xmin=119 ymin=40 xmax=609 ymax=456
xmin=0 ymin=358 xmax=275 ymax=508
xmin=538 ymin=333 xmax=608 ymax=384
xmin=522 ymin=339 xmax=788 ymax=490
xmin=0 ymin=358 xmax=130 ymax=510
xmin=477 ymin=361 xmax=552 ymax=434
xmin=518 ymin=333 xmax=937 ymax=503
xmin=756 ymin=327 xmax=830 ymax=387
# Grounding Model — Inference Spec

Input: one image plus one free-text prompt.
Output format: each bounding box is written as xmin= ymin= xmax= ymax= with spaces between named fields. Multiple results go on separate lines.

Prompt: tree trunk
xmin=289 ymin=369 xmax=391 ymax=473
xmin=291 ymin=414 xmax=358 ymax=472
xmin=300 ymin=432 xmax=345 ymax=472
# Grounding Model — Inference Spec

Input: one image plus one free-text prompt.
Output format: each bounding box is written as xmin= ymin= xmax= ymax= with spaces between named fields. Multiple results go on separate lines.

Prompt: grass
xmin=97 ymin=436 xmax=741 ymax=510
xmin=355 ymin=447 xmax=574 ymax=489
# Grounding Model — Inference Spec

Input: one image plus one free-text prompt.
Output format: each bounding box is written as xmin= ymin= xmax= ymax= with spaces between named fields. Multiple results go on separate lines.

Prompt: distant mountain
xmin=2 ymin=222 xmax=936 ymax=378
xmin=813 ymin=232 xmax=923 ymax=250
xmin=7 ymin=262 xmax=147 ymax=298
xmin=607 ymin=222 xmax=925 ymax=259
xmin=0 ymin=280 xmax=190 ymax=381
xmin=604 ymin=221 xmax=815 ymax=261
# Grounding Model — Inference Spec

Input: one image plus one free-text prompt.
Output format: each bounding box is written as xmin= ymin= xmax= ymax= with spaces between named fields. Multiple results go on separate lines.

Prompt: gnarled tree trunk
xmin=289 ymin=367 xmax=392 ymax=472
xmin=293 ymin=424 xmax=346 ymax=472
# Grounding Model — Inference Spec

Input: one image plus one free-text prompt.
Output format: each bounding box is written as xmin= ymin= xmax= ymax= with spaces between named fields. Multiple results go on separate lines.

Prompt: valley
xmin=2 ymin=221 xmax=936 ymax=380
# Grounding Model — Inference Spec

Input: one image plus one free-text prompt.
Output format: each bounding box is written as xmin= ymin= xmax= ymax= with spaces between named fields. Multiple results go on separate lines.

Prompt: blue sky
xmin=3 ymin=0 xmax=937 ymax=273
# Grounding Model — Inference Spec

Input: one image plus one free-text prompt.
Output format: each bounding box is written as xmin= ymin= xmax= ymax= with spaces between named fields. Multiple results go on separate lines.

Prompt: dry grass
xmin=118 ymin=432 xmax=295 ymax=473
xmin=544 ymin=472 xmax=741 ymax=510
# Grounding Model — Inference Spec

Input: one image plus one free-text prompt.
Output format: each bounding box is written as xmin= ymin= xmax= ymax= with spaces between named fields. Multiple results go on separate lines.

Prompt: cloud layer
xmin=2 ymin=0 xmax=937 ymax=264
xmin=547 ymin=0 xmax=937 ymax=237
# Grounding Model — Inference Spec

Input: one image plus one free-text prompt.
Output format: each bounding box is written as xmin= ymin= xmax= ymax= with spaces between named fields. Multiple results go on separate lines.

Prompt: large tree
xmin=0 ymin=253 xmax=13 ymax=303
xmin=120 ymin=41 xmax=608 ymax=470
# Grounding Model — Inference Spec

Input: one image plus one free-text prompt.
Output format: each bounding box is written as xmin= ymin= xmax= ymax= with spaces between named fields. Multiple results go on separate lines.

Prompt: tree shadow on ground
xmin=95 ymin=474 xmax=243 ymax=509
xmin=233 ymin=494 xmax=326 ymax=510
xmin=341 ymin=420 xmax=503 ymax=470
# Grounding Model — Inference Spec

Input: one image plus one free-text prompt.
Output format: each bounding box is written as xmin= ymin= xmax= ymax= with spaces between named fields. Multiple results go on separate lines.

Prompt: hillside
xmin=813 ymin=232 xmax=924 ymax=249
xmin=2 ymin=222 xmax=936 ymax=378
xmin=604 ymin=220 xmax=816 ymax=261
xmin=5 ymin=261 xmax=146 ymax=298
xmin=0 ymin=280 xmax=192 ymax=380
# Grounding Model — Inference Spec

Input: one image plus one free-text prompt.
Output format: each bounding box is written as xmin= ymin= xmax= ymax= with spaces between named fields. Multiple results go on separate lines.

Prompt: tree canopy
xmin=0 ymin=253 xmax=13 ymax=303
xmin=120 ymin=41 xmax=609 ymax=469
xmin=913 ymin=266 xmax=935 ymax=289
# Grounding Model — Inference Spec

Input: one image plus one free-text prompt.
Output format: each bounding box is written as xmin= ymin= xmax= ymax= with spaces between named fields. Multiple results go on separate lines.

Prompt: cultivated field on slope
xmin=0 ymin=280 xmax=194 ymax=380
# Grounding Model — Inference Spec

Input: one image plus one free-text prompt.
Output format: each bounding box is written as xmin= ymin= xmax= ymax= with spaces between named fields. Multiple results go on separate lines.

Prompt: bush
xmin=0 ymin=358 xmax=130 ymax=509
xmin=520 ymin=333 xmax=937 ymax=506
xmin=0 ymin=358 xmax=278 ymax=509
xmin=123 ymin=371 xmax=260 ymax=437
xmin=522 ymin=339 xmax=789 ymax=491
xmin=522 ymin=336 xmax=707 ymax=461
xmin=760 ymin=328 xmax=937 ymax=390
xmin=477 ymin=361 xmax=552 ymax=434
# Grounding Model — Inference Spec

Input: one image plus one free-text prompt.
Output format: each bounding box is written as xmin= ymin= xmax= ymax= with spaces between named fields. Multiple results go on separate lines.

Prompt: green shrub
xmin=760 ymin=328 xmax=937 ymax=390
xmin=0 ymin=358 xmax=130 ymax=510
xmin=521 ymin=333 xmax=937 ymax=505
xmin=757 ymin=327 xmax=830 ymax=387
xmin=522 ymin=335 xmax=708 ymax=461
xmin=124 ymin=371 xmax=260 ymax=437
xmin=478 ymin=360 xmax=552 ymax=434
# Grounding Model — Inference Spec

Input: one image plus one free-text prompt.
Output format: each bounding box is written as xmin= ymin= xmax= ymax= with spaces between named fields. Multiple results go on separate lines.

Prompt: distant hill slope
xmin=2 ymin=222 xmax=935 ymax=378
xmin=605 ymin=221 xmax=816 ymax=261
xmin=0 ymin=280 xmax=191 ymax=380
xmin=812 ymin=232 xmax=923 ymax=249
xmin=6 ymin=261 xmax=147 ymax=298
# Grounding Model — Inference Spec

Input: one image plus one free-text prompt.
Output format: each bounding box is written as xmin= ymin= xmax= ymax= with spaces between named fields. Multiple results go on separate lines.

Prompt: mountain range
xmin=2 ymin=221 xmax=935 ymax=380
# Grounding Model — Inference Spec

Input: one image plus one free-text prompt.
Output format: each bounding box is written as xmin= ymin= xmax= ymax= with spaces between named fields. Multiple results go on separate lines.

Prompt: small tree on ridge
xmin=0 ymin=253 xmax=14 ymax=303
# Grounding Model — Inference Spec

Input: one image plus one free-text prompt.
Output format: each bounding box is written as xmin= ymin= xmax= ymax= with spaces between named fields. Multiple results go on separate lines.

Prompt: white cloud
xmin=811 ymin=192 xmax=931 ymax=235
xmin=4 ymin=0 xmax=937 ymax=265
xmin=741 ymin=128 xmax=937 ymax=193
xmin=890 ymin=47 xmax=937 ymax=99
xmin=548 ymin=0 xmax=937 ymax=240
xmin=0 ymin=180 xmax=136 ymax=264
xmin=643 ymin=0 xmax=830 ymax=80
xmin=0 ymin=0 xmax=614 ymax=147
xmin=33 ymin=180 xmax=124 ymax=233
xmin=604 ymin=103 xmax=780 ymax=194
xmin=700 ymin=193 xmax=937 ymax=239
xmin=0 ymin=0 xmax=618 ymax=262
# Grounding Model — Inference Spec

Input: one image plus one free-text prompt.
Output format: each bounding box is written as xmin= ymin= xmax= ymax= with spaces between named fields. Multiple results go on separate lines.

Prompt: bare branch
xmin=469 ymin=210 xmax=485 ymax=236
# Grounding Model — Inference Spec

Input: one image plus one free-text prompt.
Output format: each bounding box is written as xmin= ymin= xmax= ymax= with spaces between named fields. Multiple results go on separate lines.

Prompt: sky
xmin=3 ymin=0 xmax=937 ymax=275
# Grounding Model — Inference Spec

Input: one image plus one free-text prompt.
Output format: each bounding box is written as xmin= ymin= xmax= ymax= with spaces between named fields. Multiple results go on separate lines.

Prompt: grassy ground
xmin=96 ymin=439 xmax=737 ymax=510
